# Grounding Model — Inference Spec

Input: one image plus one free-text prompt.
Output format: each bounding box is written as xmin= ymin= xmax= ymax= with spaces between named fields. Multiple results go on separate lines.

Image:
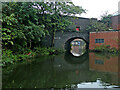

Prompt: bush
xmin=34 ymin=47 xmax=53 ymax=55
xmin=2 ymin=47 xmax=64 ymax=66
xmin=34 ymin=47 xmax=64 ymax=56
xmin=2 ymin=49 xmax=32 ymax=66
xmin=2 ymin=49 xmax=17 ymax=65
xmin=12 ymin=44 xmax=25 ymax=54
xmin=94 ymin=45 xmax=117 ymax=53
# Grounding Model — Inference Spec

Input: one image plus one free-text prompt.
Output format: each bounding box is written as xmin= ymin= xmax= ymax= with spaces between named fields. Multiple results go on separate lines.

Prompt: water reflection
xmin=70 ymin=39 xmax=86 ymax=56
xmin=77 ymin=78 xmax=119 ymax=88
xmin=89 ymin=52 xmax=120 ymax=86
xmin=2 ymin=52 xmax=120 ymax=88
xmin=89 ymin=52 xmax=120 ymax=73
xmin=64 ymin=51 xmax=88 ymax=64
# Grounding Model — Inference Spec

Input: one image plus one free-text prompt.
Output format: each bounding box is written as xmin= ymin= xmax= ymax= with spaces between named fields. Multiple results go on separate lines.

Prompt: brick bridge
xmin=54 ymin=31 xmax=89 ymax=51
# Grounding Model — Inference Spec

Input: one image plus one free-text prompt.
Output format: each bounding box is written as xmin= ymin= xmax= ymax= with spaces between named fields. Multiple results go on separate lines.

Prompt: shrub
xmin=94 ymin=45 xmax=117 ymax=53
xmin=2 ymin=49 xmax=17 ymax=65
xmin=2 ymin=49 xmax=31 ymax=66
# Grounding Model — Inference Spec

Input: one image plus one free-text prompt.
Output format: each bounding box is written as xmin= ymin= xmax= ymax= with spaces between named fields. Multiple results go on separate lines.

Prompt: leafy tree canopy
xmin=100 ymin=11 xmax=112 ymax=27
xmin=86 ymin=20 xmax=111 ymax=32
xmin=2 ymin=2 xmax=86 ymax=50
xmin=34 ymin=2 xmax=86 ymax=46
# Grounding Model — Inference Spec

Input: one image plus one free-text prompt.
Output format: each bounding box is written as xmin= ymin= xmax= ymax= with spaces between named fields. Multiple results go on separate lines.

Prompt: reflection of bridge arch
xmin=54 ymin=32 xmax=89 ymax=51
xmin=64 ymin=51 xmax=89 ymax=64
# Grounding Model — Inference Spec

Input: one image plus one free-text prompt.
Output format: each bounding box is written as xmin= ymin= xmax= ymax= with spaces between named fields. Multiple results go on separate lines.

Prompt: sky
xmin=72 ymin=0 xmax=120 ymax=19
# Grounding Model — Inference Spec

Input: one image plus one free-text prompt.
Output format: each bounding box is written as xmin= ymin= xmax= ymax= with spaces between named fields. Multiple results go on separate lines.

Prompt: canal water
xmin=2 ymin=40 xmax=120 ymax=89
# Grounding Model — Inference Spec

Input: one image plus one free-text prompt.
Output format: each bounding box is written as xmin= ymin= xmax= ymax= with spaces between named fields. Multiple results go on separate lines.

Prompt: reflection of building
xmin=89 ymin=52 xmax=119 ymax=72
xmin=89 ymin=52 xmax=120 ymax=85
xmin=89 ymin=31 xmax=120 ymax=50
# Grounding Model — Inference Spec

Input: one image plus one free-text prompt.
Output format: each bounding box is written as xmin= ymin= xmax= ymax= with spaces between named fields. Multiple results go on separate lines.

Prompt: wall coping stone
xmin=90 ymin=30 xmax=120 ymax=33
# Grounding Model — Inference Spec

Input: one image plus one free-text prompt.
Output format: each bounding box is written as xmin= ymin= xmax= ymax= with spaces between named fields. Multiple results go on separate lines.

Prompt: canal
xmin=2 ymin=39 xmax=120 ymax=89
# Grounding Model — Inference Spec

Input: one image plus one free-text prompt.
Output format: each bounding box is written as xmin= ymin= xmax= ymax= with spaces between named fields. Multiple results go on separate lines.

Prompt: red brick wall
xmin=89 ymin=31 xmax=120 ymax=50
xmin=119 ymin=31 xmax=120 ymax=50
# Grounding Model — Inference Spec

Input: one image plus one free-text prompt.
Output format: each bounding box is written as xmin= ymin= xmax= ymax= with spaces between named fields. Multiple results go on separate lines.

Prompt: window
xmin=76 ymin=28 xmax=79 ymax=31
xmin=76 ymin=27 xmax=81 ymax=31
xmin=95 ymin=59 xmax=104 ymax=65
xmin=95 ymin=39 xmax=104 ymax=43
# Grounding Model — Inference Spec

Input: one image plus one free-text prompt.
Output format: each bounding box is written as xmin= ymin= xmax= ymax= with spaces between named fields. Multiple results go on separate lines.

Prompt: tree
xmin=100 ymin=11 xmax=112 ymax=27
xmin=35 ymin=2 xmax=86 ymax=47
xmin=2 ymin=2 xmax=86 ymax=51
xmin=2 ymin=2 xmax=47 ymax=51
xmin=86 ymin=20 xmax=110 ymax=32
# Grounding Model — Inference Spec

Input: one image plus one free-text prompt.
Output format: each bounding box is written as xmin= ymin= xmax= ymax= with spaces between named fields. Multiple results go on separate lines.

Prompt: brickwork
xmin=89 ymin=31 xmax=120 ymax=50
xmin=70 ymin=17 xmax=91 ymax=31
xmin=111 ymin=15 xmax=120 ymax=30
xmin=119 ymin=31 xmax=120 ymax=50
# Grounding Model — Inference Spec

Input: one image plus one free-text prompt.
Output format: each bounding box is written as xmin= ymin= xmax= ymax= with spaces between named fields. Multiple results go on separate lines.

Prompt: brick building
xmin=111 ymin=15 xmax=120 ymax=30
xmin=89 ymin=31 xmax=120 ymax=50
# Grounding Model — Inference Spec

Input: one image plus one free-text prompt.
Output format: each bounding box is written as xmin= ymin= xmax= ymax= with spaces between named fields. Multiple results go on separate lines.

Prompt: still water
xmin=2 ymin=41 xmax=120 ymax=89
xmin=3 ymin=51 xmax=120 ymax=89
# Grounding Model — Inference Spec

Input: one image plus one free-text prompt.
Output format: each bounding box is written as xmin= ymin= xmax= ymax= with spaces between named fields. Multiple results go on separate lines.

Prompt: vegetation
xmin=94 ymin=45 xmax=119 ymax=54
xmin=37 ymin=2 xmax=86 ymax=47
xmin=2 ymin=2 xmax=47 ymax=49
xmin=86 ymin=12 xmax=112 ymax=32
xmin=100 ymin=11 xmax=112 ymax=28
xmin=94 ymin=52 xmax=118 ymax=59
xmin=2 ymin=47 xmax=64 ymax=66
xmin=2 ymin=2 xmax=85 ymax=66
xmin=86 ymin=20 xmax=111 ymax=32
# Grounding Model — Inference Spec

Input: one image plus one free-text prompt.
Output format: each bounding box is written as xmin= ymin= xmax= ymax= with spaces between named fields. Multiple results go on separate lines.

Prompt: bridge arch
xmin=64 ymin=37 xmax=88 ymax=52
xmin=54 ymin=32 xmax=89 ymax=51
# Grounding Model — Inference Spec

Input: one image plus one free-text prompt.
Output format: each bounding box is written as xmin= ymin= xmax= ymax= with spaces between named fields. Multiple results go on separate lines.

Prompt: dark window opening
xmin=95 ymin=39 xmax=104 ymax=43
xmin=95 ymin=59 xmax=104 ymax=65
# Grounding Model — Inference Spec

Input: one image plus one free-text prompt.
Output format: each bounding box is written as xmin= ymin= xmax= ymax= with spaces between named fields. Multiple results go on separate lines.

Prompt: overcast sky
xmin=72 ymin=0 xmax=120 ymax=19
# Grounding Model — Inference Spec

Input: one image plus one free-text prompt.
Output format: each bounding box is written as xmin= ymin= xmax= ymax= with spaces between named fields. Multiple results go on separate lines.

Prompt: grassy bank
xmin=2 ymin=47 xmax=64 ymax=67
